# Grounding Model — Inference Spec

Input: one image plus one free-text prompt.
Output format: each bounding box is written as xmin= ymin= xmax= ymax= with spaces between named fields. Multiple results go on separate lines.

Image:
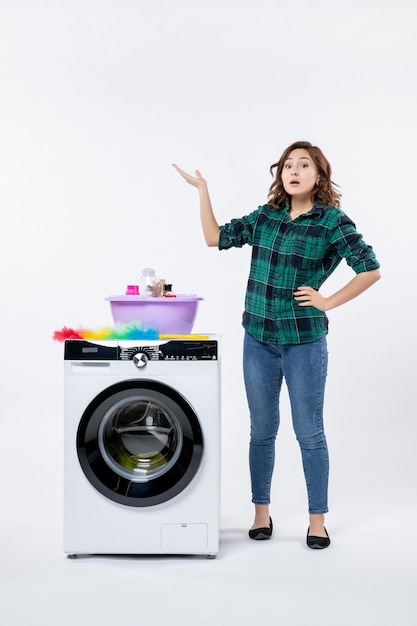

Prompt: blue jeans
xmin=243 ymin=331 xmax=329 ymax=514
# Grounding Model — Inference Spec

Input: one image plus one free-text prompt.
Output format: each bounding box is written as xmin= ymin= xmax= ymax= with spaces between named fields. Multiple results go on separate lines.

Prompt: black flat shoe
xmin=249 ymin=517 xmax=273 ymax=540
xmin=306 ymin=526 xmax=330 ymax=549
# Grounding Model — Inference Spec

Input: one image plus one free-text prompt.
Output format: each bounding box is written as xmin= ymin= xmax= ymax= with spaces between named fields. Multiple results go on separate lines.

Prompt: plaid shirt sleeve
xmin=330 ymin=213 xmax=380 ymax=274
xmin=218 ymin=208 xmax=260 ymax=249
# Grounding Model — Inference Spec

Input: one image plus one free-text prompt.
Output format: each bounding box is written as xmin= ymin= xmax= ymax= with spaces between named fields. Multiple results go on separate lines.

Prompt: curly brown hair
xmin=267 ymin=141 xmax=341 ymax=209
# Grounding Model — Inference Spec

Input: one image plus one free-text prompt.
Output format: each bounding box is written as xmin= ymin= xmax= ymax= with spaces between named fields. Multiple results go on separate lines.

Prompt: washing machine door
xmin=76 ymin=379 xmax=203 ymax=506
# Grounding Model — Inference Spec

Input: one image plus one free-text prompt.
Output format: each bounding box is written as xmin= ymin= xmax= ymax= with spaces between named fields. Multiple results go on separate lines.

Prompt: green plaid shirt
xmin=219 ymin=202 xmax=380 ymax=345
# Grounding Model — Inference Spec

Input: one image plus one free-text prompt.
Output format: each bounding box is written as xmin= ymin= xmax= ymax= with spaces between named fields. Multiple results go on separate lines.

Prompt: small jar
xmin=163 ymin=283 xmax=176 ymax=298
xmin=126 ymin=285 xmax=139 ymax=295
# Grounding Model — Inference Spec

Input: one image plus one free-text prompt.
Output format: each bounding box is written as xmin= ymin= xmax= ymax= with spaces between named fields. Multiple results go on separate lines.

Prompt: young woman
xmin=173 ymin=141 xmax=381 ymax=549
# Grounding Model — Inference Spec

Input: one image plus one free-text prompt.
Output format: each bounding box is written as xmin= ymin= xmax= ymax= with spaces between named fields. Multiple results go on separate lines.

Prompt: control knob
xmin=133 ymin=352 xmax=148 ymax=369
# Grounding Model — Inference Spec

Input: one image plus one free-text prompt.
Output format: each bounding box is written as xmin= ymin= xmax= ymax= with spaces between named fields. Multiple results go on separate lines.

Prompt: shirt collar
xmin=282 ymin=201 xmax=327 ymax=218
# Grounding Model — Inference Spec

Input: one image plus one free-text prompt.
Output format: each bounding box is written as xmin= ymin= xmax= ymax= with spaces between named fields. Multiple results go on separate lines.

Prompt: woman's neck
xmin=290 ymin=197 xmax=313 ymax=216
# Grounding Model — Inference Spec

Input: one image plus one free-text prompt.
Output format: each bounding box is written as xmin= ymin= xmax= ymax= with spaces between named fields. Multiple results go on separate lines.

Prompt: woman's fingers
xmin=172 ymin=163 xmax=205 ymax=187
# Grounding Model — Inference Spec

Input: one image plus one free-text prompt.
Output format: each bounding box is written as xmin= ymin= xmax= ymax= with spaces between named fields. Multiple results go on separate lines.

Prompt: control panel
xmin=64 ymin=339 xmax=218 ymax=361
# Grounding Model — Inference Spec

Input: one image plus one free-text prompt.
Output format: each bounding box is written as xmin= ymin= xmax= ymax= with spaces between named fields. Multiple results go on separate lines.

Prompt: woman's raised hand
xmin=172 ymin=164 xmax=207 ymax=189
xmin=172 ymin=163 xmax=219 ymax=246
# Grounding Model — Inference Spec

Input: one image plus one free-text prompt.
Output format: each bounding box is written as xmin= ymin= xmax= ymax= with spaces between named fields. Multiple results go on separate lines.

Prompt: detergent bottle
xmin=138 ymin=267 xmax=163 ymax=297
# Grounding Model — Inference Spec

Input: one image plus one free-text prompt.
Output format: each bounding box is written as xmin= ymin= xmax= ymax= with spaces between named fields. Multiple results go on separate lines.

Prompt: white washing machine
xmin=64 ymin=336 xmax=221 ymax=558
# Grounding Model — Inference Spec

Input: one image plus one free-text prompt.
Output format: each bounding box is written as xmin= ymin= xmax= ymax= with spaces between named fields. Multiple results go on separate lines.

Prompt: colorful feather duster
xmin=53 ymin=322 xmax=159 ymax=342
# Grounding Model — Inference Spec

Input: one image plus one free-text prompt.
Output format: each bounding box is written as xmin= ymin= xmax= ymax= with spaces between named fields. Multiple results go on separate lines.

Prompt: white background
xmin=0 ymin=1 xmax=416 ymax=624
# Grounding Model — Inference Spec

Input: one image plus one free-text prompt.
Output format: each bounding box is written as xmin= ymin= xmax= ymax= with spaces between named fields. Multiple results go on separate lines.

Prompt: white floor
xmin=2 ymin=503 xmax=416 ymax=626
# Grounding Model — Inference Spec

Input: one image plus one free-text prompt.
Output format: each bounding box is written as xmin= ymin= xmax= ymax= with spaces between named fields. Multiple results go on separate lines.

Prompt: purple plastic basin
xmin=107 ymin=294 xmax=203 ymax=334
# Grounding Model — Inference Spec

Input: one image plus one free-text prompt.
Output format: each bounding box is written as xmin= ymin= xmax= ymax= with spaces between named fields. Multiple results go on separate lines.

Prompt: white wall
xmin=0 ymin=0 xmax=415 ymax=529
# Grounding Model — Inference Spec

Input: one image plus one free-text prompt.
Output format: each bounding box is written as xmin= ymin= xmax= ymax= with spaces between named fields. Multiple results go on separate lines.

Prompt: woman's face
xmin=281 ymin=148 xmax=319 ymax=200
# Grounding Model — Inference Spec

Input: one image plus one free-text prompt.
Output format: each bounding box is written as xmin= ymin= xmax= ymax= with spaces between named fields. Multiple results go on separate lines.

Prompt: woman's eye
xmin=300 ymin=163 xmax=309 ymax=168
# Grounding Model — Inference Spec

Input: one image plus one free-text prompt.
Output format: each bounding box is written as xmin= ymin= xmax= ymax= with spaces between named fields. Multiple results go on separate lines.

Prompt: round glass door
xmin=77 ymin=380 xmax=203 ymax=506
